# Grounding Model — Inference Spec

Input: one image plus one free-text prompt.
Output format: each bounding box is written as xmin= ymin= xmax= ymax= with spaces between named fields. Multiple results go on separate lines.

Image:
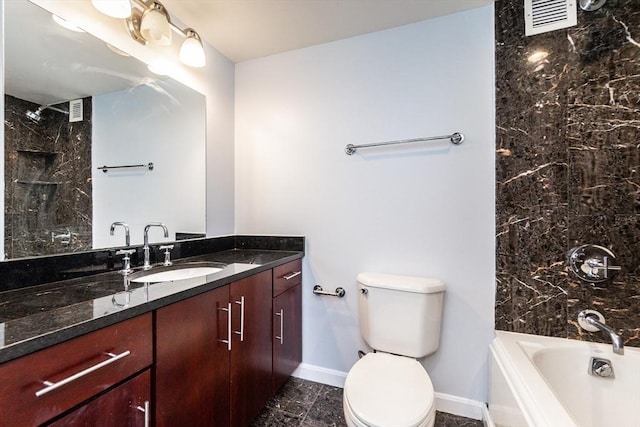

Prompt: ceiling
xmin=161 ymin=0 xmax=495 ymax=63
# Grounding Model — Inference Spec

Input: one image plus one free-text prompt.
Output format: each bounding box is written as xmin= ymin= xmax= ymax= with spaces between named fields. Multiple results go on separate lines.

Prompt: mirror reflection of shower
xmin=25 ymin=103 xmax=70 ymax=124
xmin=579 ymin=0 xmax=607 ymax=11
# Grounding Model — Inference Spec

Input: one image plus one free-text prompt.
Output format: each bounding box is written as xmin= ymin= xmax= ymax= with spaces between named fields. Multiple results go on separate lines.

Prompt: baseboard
xmin=434 ymin=392 xmax=486 ymax=421
xmin=483 ymin=404 xmax=496 ymax=427
xmin=291 ymin=363 xmax=347 ymax=388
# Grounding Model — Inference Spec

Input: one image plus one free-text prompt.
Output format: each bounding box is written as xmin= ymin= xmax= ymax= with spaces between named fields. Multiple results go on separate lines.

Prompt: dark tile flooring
xmin=251 ymin=377 xmax=484 ymax=427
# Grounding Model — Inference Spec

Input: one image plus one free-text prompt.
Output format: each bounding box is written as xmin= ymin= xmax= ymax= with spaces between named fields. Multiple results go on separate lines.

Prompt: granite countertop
xmin=0 ymin=248 xmax=303 ymax=364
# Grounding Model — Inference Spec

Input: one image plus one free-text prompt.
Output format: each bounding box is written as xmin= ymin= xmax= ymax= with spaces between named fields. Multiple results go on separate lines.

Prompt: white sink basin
xmin=131 ymin=266 xmax=223 ymax=283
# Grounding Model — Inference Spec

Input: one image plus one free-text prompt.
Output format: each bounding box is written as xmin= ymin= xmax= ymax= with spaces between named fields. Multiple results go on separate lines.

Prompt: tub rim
xmin=490 ymin=331 xmax=580 ymax=427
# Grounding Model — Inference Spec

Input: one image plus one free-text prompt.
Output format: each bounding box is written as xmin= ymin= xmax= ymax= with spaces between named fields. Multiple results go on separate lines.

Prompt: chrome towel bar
xmin=345 ymin=132 xmax=464 ymax=155
xmin=313 ymin=285 xmax=346 ymax=298
xmin=97 ymin=162 xmax=154 ymax=173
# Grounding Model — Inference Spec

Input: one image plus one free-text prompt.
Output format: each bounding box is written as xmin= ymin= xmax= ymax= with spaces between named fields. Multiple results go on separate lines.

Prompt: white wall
xmin=236 ymin=5 xmax=495 ymax=403
xmin=92 ymin=81 xmax=206 ymax=247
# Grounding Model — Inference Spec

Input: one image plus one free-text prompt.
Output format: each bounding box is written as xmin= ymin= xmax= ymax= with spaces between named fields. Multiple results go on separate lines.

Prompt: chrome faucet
xmin=579 ymin=311 xmax=624 ymax=355
xmin=110 ymin=222 xmax=130 ymax=246
xmin=143 ymin=223 xmax=169 ymax=270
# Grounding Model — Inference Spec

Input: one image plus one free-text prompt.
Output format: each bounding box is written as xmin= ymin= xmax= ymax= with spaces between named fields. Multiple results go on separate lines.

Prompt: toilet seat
xmin=344 ymin=352 xmax=435 ymax=427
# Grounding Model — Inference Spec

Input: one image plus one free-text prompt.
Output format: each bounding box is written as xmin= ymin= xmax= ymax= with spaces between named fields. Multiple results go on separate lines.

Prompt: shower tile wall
xmin=495 ymin=0 xmax=640 ymax=347
xmin=4 ymin=95 xmax=92 ymax=258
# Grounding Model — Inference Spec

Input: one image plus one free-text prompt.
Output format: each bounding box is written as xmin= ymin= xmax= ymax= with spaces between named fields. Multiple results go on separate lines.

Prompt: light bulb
xmin=91 ymin=0 xmax=131 ymax=19
xmin=179 ymin=30 xmax=206 ymax=68
xmin=140 ymin=3 xmax=172 ymax=46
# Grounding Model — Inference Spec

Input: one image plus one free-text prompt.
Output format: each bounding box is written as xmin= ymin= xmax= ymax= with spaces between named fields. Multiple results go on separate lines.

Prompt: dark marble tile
xmin=435 ymin=412 xmax=484 ymax=427
xmin=302 ymin=385 xmax=346 ymax=427
xmin=495 ymin=206 xmax=569 ymax=337
xmin=250 ymin=408 xmax=304 ymax=427
xmin=495 ymin=0 xmax=640 ymax=348
xmin=568 ymin=148 xmax=640 ymax=216
xmin=252 ymin=378 xmax=484 ymax=427
xmin=267 ymin=377 xmax=323 ymax=417
xmin=496 ymin=271 xmax=568 ymax=337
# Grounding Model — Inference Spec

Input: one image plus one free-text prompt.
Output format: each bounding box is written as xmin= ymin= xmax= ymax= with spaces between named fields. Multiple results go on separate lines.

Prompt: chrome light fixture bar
xmin=92 ymin=0 xmax=206 ymax=68
xmin=91 ymin=0 xmax=132 ymax=19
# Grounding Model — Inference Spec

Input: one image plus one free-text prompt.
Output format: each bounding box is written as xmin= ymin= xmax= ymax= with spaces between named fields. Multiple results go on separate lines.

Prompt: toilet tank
xmin=357 ymin=272 xmax=445 ymax=358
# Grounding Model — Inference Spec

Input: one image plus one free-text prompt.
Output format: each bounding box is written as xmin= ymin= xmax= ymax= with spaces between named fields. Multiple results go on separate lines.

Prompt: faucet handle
xmin=159 ymin=245 xmax=174 ymax=266
xmin=115 ymin=249 xmax=136 ymax=275
xmin=568 ymin=245 xmax=621 ymax=283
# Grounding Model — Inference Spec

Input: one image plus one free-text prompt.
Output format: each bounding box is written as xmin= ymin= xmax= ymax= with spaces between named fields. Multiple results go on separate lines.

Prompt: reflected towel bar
xmin=313 ymin=285 xmax=346 ymax=298
xmin=345 ymin=132 xmax=464 ymax=155
xmin=98 ymin=163 xmax=154 ymax=173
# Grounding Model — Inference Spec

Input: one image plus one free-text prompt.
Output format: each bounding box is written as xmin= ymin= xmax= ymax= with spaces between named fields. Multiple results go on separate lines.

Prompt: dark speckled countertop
xmin=0 ymin=247 xmax=303 ymax=364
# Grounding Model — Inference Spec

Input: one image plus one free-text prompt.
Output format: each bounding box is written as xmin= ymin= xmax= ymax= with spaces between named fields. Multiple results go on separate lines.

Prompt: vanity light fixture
xmin=92 ymin=0 xmax=206 ymax=68
xmin=91 ymin=0 xmax=132 ymax=19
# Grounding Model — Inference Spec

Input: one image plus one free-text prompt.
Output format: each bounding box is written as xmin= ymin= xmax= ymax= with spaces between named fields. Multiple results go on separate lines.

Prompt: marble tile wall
xmin=4 ymin=95 xmax=92 ymax=258
xmin=495 ymin=0 xmax=640 ymax=347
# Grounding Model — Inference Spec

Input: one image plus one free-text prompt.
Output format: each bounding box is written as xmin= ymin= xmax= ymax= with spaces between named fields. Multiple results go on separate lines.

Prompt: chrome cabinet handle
xmin=275 ymin=309 xmax=284 ymax=344
xmin=283 ymin=271 xmax=301 ymax=280
xmin=35 ymin=350 xmax=131 ymax=397
xmin=217 ymin=303 xmax=232 ymax=351
xmin=136 ymin=401 xmax=150 ymax=427
xmin=234 ymin=296 xmax=245 ymax=342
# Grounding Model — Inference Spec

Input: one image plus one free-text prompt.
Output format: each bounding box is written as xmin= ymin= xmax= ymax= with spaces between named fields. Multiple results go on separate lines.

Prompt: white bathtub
xmin=488 ymin=330 xmax=640 ymax=427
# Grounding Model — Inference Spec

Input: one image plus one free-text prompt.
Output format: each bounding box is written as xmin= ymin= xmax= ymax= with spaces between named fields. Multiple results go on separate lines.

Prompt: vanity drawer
xmin=0 ymin=313 xmax=152 ymax=426
xmin=273 ymin=260 xmax=302 ymax=297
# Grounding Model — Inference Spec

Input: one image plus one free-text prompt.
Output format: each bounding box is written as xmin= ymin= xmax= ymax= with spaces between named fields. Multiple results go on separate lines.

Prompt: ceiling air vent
xmin=525 ymin=0 xmax=577 ymax=36
xmin=69 ymin=99 xmax=83 ymax=122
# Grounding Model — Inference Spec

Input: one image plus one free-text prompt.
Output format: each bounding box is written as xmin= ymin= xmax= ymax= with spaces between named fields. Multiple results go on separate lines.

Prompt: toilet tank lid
xmin=357 ymin=272 xmax=445 ymax=293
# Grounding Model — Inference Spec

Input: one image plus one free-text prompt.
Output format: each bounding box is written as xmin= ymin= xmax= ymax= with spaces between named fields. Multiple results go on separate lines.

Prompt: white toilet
xmin=343 ymin=272 xmax=445 ymax=427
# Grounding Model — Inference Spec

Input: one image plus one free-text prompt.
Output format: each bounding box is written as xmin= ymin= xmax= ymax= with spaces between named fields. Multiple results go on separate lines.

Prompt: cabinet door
xmin=155 ymin=285 xmax=231 ymax=427
xmin=272 ymin=284 xmax=303 ymax=394
xmin=48 ymin=369 xmax=151 ymax=427
xmin=230 ymin=270 xmax=273 ymax=427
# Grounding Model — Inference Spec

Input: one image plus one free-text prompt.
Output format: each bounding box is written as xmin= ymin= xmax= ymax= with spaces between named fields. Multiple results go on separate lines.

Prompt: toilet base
xmin=343 ymin=393 xmax=436 ymax=427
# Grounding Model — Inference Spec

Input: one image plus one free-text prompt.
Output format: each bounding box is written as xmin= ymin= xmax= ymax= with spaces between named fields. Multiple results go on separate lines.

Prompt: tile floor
xmin=251 ymin=377 xmax=484 ymax=427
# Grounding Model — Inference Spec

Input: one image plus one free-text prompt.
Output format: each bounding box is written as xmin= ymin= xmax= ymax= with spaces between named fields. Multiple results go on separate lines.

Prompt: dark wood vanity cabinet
xmin=0 ymin=259 xmax=302 ymax=427
xmin=0 ymin=313 xmax=152 ymax=427
xmin=154 ymin=269 xmax=274 ymax=427
xmin=272 ymin=260 xmax=303 ymax=394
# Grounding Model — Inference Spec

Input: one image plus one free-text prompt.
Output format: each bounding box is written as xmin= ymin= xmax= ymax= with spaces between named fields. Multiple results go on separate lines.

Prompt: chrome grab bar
xmin=313 ymin=285 xmax=346 ymax=298
xmin=35 ymin=350 xmax=131 ymax=397
xmin=283 ymin=271 xmax=301 ymax=280
xmin=217 ymin=303 xmax=232 ymax=351
xmin=345 ymin=132 xmax=464 ymax=155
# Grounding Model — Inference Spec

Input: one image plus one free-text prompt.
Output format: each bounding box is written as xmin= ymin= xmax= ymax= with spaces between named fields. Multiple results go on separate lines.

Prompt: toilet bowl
xmin=343 ymin=272 xmax=445 ymax=427
xmin=343 ymin=353 xmax=436 ymax=427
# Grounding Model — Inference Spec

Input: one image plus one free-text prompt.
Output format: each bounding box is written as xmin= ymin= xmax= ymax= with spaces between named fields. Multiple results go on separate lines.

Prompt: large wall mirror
xmin=3 ymin=0 xmax=206 ymax=260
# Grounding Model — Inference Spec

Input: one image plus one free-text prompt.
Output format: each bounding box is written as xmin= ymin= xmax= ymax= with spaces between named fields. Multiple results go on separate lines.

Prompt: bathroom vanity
xmin=0 ymin=236 xmax=303 ymax=426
